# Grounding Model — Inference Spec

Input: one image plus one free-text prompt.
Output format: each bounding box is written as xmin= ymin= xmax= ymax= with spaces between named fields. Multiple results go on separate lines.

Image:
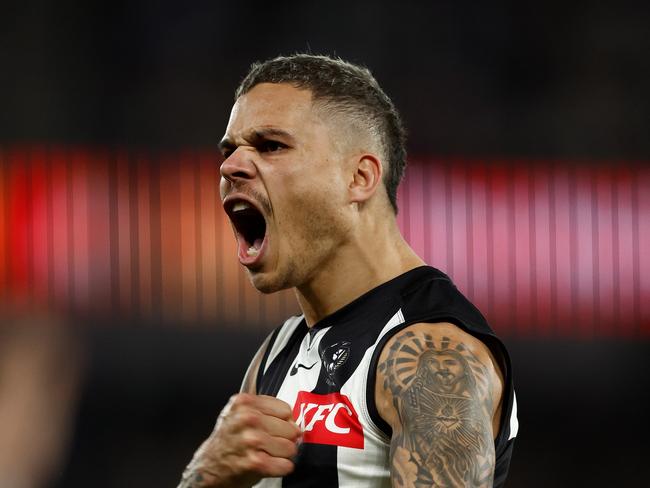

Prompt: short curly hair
xmin=235 ymin=54 xmax=407 ymax=213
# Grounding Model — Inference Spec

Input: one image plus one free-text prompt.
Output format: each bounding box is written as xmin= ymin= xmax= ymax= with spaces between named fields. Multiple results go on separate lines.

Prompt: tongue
xmin=252 ymin=238 xmax=263 ymax=250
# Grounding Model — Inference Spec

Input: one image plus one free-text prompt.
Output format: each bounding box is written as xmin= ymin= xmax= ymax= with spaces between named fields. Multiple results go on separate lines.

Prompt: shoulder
xmin=240 ymin=315 xmax=306 ymax=394
xmin=374 ymin=322 xmax=504 ymax=486
xmin=239 ymin=330 xmax=274 ymax=394
xmin=374 ymin=321 xmax=504 ymax=435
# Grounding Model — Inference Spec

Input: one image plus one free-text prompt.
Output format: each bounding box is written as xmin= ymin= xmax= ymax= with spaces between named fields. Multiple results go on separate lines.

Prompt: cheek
xmin=268 ymin=167 xmax=350 ymax=245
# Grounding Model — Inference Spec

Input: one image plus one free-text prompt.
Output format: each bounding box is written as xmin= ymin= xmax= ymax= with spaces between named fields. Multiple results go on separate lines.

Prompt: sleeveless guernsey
xmin=254 ymin=266 xmax=518 ymax=488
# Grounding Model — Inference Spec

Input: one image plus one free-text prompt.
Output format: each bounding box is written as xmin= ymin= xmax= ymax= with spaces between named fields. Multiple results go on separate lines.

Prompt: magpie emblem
xmin=321 ymin=341 xmax=352 ymax=386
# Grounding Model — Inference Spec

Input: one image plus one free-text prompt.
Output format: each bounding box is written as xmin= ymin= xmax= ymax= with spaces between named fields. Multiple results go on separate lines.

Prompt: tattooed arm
xmin=375 ymin=323 xmax=504 ymax=487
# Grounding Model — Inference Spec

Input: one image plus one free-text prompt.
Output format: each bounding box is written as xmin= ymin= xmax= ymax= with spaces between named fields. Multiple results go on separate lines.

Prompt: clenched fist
xmin=178 ymin=393 xmax=301 ymax=488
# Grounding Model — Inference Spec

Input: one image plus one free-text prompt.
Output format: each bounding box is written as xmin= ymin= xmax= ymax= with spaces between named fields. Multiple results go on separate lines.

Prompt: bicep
xmin=375 ymin=323 xmax=502 ymax=487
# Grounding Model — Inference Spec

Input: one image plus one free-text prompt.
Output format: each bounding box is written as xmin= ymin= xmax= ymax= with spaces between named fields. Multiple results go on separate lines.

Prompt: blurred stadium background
xmin=1 ymin=1 xmax=649 ymax=486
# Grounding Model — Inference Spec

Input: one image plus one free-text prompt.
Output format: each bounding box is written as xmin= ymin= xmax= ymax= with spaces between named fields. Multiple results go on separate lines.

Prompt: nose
xmin=219 ymin=147 xmax=258 ymax=184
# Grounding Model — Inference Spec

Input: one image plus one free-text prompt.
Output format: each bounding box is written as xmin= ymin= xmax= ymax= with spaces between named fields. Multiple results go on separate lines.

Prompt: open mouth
xmin=225 ymin=200 xmax=268 ymax=262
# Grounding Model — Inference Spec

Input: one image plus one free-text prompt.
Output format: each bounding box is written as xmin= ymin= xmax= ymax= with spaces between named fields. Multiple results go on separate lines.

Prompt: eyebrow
xmin=218 ymin=127 xmax=296 ymax=153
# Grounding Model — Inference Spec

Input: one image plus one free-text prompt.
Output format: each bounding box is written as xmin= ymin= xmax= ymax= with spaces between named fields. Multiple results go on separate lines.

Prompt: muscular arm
xmin=375 ymin=323 xmax=504 ymax=488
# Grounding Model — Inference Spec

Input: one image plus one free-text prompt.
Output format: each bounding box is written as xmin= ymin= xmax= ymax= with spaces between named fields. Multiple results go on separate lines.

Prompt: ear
xmin=348 ymin=154 xmax=383 ymax=204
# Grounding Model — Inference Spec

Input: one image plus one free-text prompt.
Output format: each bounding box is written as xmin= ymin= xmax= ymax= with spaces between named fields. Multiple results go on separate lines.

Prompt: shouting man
xmin=178 ymin=54 xmax=517 ymax=488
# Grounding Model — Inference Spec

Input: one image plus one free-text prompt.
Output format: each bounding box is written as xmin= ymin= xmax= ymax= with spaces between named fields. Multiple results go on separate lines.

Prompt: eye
xmin=260 ymin=140 xmax=286 ymax=153
xmin=220 ymin=145 xmax=236 ymax=159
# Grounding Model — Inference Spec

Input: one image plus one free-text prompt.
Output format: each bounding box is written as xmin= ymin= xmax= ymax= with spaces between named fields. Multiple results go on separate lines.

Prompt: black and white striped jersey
xmin=254 ymin=266 xmax=518 ymax=488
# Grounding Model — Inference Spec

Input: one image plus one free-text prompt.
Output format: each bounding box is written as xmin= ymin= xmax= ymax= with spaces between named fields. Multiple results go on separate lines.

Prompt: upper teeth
xmin=232 ymin=202 xmax=251 ymax=212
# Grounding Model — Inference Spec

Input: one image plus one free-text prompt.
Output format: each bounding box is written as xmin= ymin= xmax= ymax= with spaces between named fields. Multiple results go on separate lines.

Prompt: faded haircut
xmin=235 ymin=54 xmax=407 ymax=214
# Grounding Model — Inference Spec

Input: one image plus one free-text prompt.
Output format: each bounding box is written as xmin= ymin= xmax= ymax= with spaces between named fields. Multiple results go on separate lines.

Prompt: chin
xmin=247 ymin=269 xmax=290 ymax=294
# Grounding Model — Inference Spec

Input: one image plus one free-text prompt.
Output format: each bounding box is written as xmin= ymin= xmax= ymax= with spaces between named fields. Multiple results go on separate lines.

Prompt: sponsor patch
xmin=293 ymin=391 xmax=364 ymax=449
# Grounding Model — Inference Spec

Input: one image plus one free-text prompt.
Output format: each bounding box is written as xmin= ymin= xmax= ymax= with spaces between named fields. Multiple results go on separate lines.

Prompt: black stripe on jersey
xmin=283 ymin=325 xmax=344 ymax=487
xmin=284 ymin=441 xmax=338 ymax=487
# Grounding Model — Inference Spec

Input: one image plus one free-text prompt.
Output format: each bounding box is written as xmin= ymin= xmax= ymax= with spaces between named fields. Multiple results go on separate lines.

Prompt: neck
xmin=294 ymin=214 xmax=424 ymax=327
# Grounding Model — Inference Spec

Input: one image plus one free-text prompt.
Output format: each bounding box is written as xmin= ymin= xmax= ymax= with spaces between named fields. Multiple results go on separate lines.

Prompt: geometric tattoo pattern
xmin=378 ymin=330 xmax=495 ymax=487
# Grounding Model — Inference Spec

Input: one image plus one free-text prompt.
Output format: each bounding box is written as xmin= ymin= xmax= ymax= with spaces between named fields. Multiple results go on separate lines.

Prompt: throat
xmin=295 ymin=244 xmax=426 ymax=327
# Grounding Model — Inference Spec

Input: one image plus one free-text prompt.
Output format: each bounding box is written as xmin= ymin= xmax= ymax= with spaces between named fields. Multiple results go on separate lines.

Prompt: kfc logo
xmin=293 ymin=391 xmax=364 ymax=449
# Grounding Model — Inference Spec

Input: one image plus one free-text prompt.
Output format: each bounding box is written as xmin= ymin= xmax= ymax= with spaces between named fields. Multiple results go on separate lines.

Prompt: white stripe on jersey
xmin=263 ymin=315 xmax=303 ymax=375
xmin=335 ymin=309 xmax=404 ymax=487
xmin=509 ymin=391 xmax=519 ymax=440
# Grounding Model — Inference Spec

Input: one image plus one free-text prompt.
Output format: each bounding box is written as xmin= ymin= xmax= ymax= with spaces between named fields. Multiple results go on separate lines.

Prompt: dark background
xmin=1 ymin=1 xmax=649 ymax=486
xmin=2 ymin=0 xmax=649 ymax=158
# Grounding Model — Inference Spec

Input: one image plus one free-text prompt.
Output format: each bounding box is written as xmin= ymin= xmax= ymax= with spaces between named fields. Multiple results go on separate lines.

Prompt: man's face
xmin=219 ymin=83 xmax=352 ymax=293
xmin=422 ymin=350 xmax=466 ymax=391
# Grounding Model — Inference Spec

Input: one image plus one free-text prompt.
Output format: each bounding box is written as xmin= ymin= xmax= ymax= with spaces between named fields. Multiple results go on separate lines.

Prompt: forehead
xmin=225 ymin=83 xmax=319 ymax=136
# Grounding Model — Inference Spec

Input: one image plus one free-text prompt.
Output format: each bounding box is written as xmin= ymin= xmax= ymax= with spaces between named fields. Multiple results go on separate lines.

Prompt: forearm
xmin=178 ymin=469 xmax=211 ymax=488
xmin=177 ymin=451 xmax=222 ymax=488
xmin=178 ymin=463 xmax=257 ymax=488
xmin=178 ymin=461 xmax=251 ymax=488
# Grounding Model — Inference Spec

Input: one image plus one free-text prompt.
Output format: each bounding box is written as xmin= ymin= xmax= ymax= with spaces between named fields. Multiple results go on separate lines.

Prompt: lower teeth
xmin=247 ymin=246 xmax=259 ymax=257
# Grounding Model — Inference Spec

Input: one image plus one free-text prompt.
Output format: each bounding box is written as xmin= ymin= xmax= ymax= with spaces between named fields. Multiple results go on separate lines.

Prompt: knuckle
xmin=282 ymin=459 xmax=296 ymax=475
xmin=272 ymin=399 xmax=291 ymax=416
xmin=269 ymin=458 xmax=294 ymax=477
xmin=279 ymin=405 xmax=292 ymax=418
xmin=230 ymin=393 xmax=252 ymax=408
xmin=243 ymin=431 xmax=264 ymax=450
xmin=246 ymin=452 xmax=266 ymax=473
xmin=289 ymin=421 xmax=302 ymax=436
xmin=238 ymin=411 xmax=259 ymax=428
xmin=286 ymin=439 xmax=299 ymax=457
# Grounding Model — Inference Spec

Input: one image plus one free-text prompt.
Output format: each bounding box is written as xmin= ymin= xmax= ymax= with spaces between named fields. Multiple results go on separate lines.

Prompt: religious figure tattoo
xmin=378 ymin=330 xmax=496 ymax=487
